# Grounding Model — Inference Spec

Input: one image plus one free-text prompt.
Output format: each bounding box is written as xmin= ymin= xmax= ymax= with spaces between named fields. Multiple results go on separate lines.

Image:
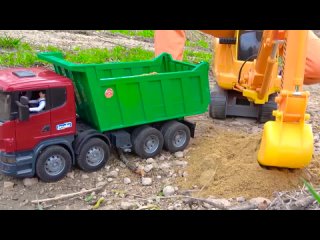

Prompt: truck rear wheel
xmin=77 ymin=138 xmax=110 ymax=172
xmin=161 ymin=121 xmax=191 ymax=152
xmin=36 ymin=146 xmax=72 ymax=182
xmin=132 ymin=126 xmax=164 ymax=159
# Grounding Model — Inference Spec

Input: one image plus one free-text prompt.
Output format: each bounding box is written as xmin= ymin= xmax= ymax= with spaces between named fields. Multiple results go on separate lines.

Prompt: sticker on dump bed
xmin=56 ymin=122 xmax=72 ymax=131
xmin=105 ymin=88 xmax=114 ymax=98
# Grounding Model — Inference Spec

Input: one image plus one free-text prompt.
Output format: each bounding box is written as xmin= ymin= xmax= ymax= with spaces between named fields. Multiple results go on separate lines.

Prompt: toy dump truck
xmin=0 ymin=52 xmax=210 ymax=182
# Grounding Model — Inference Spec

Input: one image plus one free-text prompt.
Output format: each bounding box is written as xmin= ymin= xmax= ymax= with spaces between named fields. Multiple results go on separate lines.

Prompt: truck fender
xmin=34 ymin=135 xmax=75 ymax=164
xmin=74 ymin=130 xmax=111 ymax=155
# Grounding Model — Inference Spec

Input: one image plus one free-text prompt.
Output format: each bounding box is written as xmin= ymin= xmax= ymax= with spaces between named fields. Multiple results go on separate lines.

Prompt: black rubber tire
xmin=36 ymin=145 xmax=72 ymax=182
xmin=77 ymin=138 xmax=110 ymax=172
xmin=131 ymin=125 xmax=150 ymax=143
xmin=258 ymin=94 xmax=277 ymax=123
xmin=133 ymin=126 xmax=164 ymax=159
xmin=161 ymin=121 xmax=191 ymax=152
xmin=209 ymin=94 xmax=227 ymax=119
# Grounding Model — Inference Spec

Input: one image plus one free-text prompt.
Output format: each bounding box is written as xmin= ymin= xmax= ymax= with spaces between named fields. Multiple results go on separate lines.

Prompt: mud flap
xmin=258 ymin=121 xmax=313 ymax=168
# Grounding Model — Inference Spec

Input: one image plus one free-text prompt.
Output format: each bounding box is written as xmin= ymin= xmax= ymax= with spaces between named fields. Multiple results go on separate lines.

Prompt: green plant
xmin=302 ymin=179 xmax=320 ymax=203
xmin=0 ymin=35 xmax=21 ymax=49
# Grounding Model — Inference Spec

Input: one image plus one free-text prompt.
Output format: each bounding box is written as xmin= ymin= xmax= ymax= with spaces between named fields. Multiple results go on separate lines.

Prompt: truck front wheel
xmin=77 ymin=138 xmax=110 ymax=172
xmin=36 ymin=146 xmax=72 ymax=182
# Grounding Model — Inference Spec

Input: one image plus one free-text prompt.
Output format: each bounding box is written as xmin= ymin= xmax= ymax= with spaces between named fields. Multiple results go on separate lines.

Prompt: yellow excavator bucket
xmin=258 ymin=121 xmax=313 ymax=168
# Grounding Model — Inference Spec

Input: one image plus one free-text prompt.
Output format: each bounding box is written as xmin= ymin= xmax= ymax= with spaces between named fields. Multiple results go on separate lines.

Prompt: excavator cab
xmin=237 ymin=30 xmax=262 ymax=61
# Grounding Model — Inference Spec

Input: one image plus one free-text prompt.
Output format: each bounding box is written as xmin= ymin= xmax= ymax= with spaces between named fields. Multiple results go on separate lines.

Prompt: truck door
xmin=15 ymin=88 xmax=51 ymax=151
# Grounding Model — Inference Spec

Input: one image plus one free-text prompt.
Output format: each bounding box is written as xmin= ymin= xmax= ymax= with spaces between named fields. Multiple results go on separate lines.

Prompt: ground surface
xmin=0 ymin=30 xmax=319 ymax=210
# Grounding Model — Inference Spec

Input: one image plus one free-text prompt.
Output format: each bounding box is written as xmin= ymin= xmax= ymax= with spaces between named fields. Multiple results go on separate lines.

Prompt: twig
xmin=117 ymin=149 xmax=145 ymax=176
xmin=31 ymin=183 xmax=108 ymax=204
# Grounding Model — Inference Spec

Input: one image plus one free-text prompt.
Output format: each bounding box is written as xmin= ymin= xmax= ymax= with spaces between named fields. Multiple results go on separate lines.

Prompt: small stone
xmin=3 ymin=181 xmax=14 ymax=189
xmin=97 ymin=176 xmax=104 ymax=182
xmin=115 ymin=168 xmax=120 ymax=172
xmin=159 ymin=156 xmax=165 ymax=161
xmin=168 ymin=206 xmax=174 ymax=210
xmin=101 ymin=191 xmax=107 ymax=197
xmin=39 ymin=189 xmax=45 ymax=195
xmin=141 ymin=177 xmax=152 ymax=186
xmin=236 ymin=197 xmax=246 ymax=203
xmin=159 ymin=162 xmax=171 ymax=170
xmin=67 ymin=171 xmax=75 ymax=179
xmin=163 ymin=186 xmax=175 ymax=197
xmin=152 ymin=162 xmax=159 ymax=169
xmin=207 ymin=198 xmax=231 ymax=208
xmin=107 ymin=178 xmax=113 ymax=182
xmin=120 ymin=201 xmax=137 ymax=210
xmin=96 ymin=181 xmax=107 ymax=188
xmin=173 ymin=203 xmax=182 ymax=210
xmin=81 ymin=174 xmax=89 ymax=179
xmin=174 ymin=151 xmax=184 ymax=158
xmin=174 ymin=160 xmax=188 ymax=167
xmin=182 ymin=171 xmax=188 ymax=177
xmin=65 ymin=205 xmax=70 ymax=210
xmin=203 ymin=202 xmax=212 ymax=209
xmin=156 ymin=175 xmax=162 ymax=179
xmin=119 ymin=162 xmax=126 ymax=168
xmin=23 ymin=178 xmax=38 ymax=187
xmin=146 ymin=158 xmax=155 ymax=164
xmin=144 ymin=164 xmax=153 ymax=173
xmin=249 ymin=197 xmax=271 ymax=208
xmin=105 ymin=166 xmax=111 ymax=171
xmin=123 ymin=178 xmax=131 ymax=185
xmin=107 ymin=170 xmax=118 ymax=178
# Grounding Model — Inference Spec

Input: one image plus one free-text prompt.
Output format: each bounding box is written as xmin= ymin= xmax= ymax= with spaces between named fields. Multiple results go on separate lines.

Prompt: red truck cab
xmin=0 ymin=67 xmax=76 ymax=180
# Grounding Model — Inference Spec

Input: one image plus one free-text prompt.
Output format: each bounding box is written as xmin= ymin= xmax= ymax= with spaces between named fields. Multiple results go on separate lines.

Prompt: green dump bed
xmin=38 ymin=52 xmax=210 ymax=132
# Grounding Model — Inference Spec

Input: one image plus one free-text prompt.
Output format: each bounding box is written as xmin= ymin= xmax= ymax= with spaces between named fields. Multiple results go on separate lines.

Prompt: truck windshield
xmin=0 ymin=91 xmax=11 ymax=122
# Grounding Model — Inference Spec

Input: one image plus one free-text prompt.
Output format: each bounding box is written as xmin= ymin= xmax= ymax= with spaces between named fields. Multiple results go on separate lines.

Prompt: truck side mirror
xmin=20 ymin=96 xmax=29 ymax=105
xmin=16 ymin=96 xmax=30 ymax=121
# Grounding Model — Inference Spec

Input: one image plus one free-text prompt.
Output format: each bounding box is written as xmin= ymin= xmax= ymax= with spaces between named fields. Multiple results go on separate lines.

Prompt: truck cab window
xmin=51 ymin=87 xmax=66 ymax=109
xmin=28 ymin=90 xmax=47 ymax=113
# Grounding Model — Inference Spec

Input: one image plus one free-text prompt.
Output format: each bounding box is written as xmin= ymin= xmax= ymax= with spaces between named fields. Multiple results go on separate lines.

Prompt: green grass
xmin=0 ymin=36 xmax=21 ymax=49
xmin=185 ymin=39 xmax=210 ymax=50
xmin=184 ymin=49 xmax=212 ymax=65
xmin=109 ymin=30 xmax=154 ymax=38
xmin=0 ymin=31 xmax=212 ymax=67
xmin=66 ymin=46 xmax=154 ymax=63
xmin=303 ymin=179 xmax=320 ymax=203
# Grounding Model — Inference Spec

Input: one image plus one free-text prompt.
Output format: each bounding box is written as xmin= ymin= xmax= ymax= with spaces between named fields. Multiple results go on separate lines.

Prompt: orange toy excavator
xmin=155 ymin=30 xmax=313 ymax=168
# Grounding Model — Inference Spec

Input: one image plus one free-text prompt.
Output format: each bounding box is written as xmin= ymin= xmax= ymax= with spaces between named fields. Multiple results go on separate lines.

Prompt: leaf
xmin=302 ymin=179 xmax=320 ymax=203
xmin=92 ymin=197 xmax=105 ymax=210
xmin=85 ymin=194 xmax=94 ymax=202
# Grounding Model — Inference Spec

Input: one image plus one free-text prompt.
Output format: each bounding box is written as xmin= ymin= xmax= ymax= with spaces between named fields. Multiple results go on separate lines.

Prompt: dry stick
xmin=117 ymin=149 xmax=145 ymax=176
xmin=31 ymin=183 xmax=108 ymax=204
xmin=126 ymin=193 xmax=228 ymax=210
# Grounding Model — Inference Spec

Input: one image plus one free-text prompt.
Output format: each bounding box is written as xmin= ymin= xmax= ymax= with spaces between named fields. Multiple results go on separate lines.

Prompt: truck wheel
xmin=77 ymin=138 xmax=110 ymax=172
xmin=133 ymin=126 xmax=164 ymax=159
xmin=36 ymin=146 xmax=72 ymax=182
xmin=161 ymin=121 xmax=191 ymax=152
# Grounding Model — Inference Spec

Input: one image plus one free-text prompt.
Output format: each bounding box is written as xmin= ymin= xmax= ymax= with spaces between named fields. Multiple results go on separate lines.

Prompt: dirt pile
xmin=178 ymin=121 xmax=320 ymax=199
